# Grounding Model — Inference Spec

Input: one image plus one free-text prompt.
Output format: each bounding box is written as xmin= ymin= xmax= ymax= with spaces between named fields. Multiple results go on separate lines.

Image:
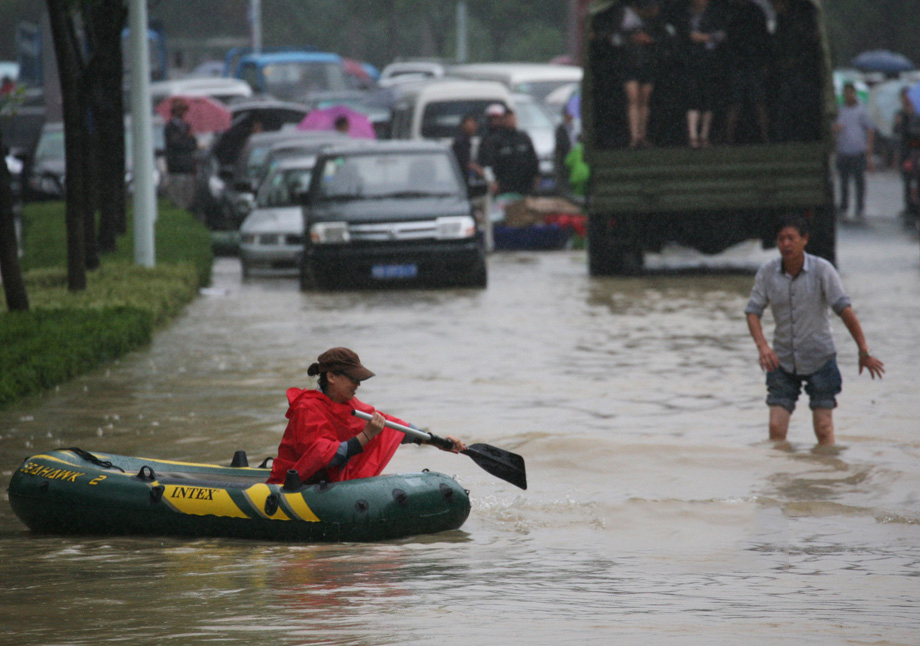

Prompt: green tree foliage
xmin=824 ymin=0 xmax=920 ymax=68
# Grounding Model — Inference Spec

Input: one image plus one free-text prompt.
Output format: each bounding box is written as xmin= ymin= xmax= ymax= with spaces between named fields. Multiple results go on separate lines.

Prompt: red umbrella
xmin=155 ymin=95 xmax=232 ymax=134
xmin=297 ymin=104 xmax=376 ymax=139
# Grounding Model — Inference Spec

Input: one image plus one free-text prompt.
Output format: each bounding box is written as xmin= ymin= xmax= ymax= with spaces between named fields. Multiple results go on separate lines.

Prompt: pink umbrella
xmin=297 ymin=104 xmax=376 ymax=139
xmin=155 ymin=95 xmax=232 ymax=134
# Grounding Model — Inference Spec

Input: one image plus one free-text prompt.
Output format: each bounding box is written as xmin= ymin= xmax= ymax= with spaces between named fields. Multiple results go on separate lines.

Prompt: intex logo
xmin=170 ymin=486 xmax=215 ymax=501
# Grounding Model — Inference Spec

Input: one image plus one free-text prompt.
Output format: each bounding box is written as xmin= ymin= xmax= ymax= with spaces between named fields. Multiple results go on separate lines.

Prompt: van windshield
xmin=261 ymin=61 xmax=348 ymax=100
xmin=317 ymin=152 xmax=462 ymax=201
xmin=421 ymin=100 xmax=500 ymax=139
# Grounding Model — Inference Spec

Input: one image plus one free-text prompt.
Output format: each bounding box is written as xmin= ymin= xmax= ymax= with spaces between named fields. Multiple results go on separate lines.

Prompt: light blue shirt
xmin=835 ymin=103 xmax=873 ymax=156
xmin=745 ymin=253 xmax=851 ymax=375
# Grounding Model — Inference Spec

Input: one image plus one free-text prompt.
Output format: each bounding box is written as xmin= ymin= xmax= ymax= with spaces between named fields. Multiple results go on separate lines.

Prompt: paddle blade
xmin=462 ymin=443 xmax=527 ymax=490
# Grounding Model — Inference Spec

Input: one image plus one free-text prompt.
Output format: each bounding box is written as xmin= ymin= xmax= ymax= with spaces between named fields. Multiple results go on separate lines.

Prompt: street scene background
xmin=1 ymin=170 xmax=918 ymax=645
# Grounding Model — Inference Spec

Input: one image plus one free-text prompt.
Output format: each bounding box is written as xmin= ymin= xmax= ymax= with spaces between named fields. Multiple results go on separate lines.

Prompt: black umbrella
xmin=851 ymin=50 xmax=915 ymax=75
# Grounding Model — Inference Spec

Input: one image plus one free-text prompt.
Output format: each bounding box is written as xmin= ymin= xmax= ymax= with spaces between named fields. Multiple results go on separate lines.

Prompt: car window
xmin=245 ymin=145 xmax=275 ymax=178
xmin=421 ymin=100 xmax=500 ymax=139
xmin=35 ymin=130 xmax=65 ymax=161
xmin=318 ymin=152 xmax=461 ymax=200
xmin=259 ymin=166 xmax=314 ymax=207
xmin=514 ymin=98 xmax=555 ymax=134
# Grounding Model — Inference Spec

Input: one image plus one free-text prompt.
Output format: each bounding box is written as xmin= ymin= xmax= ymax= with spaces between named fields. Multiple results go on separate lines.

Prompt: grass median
xmin=1 ymin=200 xmax=213 ymax=409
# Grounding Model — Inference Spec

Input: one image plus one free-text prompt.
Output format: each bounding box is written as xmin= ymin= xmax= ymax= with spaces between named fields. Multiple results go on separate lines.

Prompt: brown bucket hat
xmin=307 ymin=347 xmax=375 ymax=381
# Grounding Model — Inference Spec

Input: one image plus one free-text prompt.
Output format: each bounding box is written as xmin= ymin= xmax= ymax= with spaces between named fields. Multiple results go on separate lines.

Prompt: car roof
xmin=448 ymin=62 xmax=583 ymax=85
xmin=229 ymin=98 xmax=310 ymax=114
xmin=315 ymin=139 xmax=449 ymax=157
xmin=380 ymin=60 xmax=449 ymax=78
xmin=394 ymin=78 xmax=512 ymax=102
xmin=238 ymin=51 xmax=342 ymax=65
xmin=265 ymin=133 xmax=348 ymax=151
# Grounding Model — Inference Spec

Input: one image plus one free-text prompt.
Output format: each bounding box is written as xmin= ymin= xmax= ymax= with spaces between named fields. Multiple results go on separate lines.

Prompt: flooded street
xmin=2 ymin=171 xmax=919 ymax=645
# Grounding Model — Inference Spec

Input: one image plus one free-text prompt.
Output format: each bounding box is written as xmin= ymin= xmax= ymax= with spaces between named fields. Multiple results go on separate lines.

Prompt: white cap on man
xmin=485 ymin=103 xmax=506 ymax=117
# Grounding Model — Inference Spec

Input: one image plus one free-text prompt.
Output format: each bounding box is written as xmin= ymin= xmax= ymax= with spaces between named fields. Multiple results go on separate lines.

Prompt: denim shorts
xmin=766 ymin=357 xmax=842 ymax=412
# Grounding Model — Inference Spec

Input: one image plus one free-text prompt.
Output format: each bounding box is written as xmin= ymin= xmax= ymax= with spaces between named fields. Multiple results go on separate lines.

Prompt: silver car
xmin=238 ymin=155 xmax=315 ymax=277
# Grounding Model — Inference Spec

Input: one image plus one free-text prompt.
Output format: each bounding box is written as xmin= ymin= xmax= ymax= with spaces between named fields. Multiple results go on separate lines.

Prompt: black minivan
xmin=299 ymin=140 xmax=487 ymax=290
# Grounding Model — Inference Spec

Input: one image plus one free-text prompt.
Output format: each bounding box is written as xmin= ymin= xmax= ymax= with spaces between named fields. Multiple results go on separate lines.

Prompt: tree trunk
xmin=0 ymin=128 xmax=29 ymax=312
xmin=47 ymin=0 xmax=87 ymax=291
xmin=87 ymin=0 xmax=128 ymax=248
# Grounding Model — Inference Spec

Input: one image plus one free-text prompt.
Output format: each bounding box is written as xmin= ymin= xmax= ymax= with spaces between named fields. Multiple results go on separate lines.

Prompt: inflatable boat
xmin=7 ymin=448 xmax=471 ymax=542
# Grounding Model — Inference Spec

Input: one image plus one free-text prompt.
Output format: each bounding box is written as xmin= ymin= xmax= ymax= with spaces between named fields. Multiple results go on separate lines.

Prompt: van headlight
xmin=310 ymin=221 xmax=350 ymax=244
xmin=436 ymin=215 xmax=476 ymax=239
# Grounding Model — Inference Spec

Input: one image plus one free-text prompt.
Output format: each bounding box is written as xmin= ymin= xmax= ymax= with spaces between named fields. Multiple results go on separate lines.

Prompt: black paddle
xmin=352 ymin=409 xmax=527 ymax=490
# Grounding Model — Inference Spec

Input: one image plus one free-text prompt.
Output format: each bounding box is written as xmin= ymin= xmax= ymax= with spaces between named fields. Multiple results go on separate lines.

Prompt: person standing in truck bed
xmin=722 ymin=0 xmax=771 ymax=145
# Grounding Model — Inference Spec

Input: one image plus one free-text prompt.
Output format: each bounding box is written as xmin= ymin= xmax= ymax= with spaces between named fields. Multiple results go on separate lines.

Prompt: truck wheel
xmin=588 ymin=216 xmax=615 ymax=276
xmin=588 ymin=215 xmax=644 ymax=276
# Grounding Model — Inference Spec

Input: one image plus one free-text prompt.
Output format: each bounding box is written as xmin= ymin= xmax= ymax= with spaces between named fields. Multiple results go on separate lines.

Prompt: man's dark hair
xmin=776 ymin=214 xmax=810 ymax=237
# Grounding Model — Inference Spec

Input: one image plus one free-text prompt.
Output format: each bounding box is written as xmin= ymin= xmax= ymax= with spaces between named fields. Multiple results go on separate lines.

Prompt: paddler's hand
xmin=440 ymin=435 xmax=466 ymax=454
xmin=359 ymin=412 xmax=386 ymax=445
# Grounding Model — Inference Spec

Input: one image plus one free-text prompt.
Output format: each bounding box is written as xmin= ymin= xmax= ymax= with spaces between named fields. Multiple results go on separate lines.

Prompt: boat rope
xmin=66 ymin=447 xmax=125 ymax=473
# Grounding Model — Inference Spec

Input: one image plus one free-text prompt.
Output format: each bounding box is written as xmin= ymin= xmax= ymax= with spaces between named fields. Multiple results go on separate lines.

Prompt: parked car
xmin=300 ymin=140 xmax=487 ymax=290
xmin=218 ymin=130 xmax=347 ymax=228
xmin=239 ymin=156 xmax=318 ymax=277
xmin=24 ymin=122 xmax=65 ymax=201
xmin=194 ymin=100 xmax=309 ymax=229
xmin=24 ymin=118 xmax=165 ymax=202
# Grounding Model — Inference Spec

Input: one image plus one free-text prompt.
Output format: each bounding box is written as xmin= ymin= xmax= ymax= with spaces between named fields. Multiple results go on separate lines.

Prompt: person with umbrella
xmin=164 ymin=98 xmax=199 ymax=210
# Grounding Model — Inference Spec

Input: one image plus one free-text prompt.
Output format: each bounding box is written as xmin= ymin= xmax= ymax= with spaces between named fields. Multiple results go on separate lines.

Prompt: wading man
xmin=744 ymin=216 xmax=884 ymax=445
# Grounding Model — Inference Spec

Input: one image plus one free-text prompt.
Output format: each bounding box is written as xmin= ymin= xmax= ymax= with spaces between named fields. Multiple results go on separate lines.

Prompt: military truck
xmin=581 ymin=0 xmax=836 ymax=275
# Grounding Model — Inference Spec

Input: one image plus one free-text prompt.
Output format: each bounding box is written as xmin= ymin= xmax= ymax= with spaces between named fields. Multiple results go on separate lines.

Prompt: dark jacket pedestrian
xmin=164 ymin=100 xmax=197 ymax=174
xmin=554 ymin=107 xmax=577 ymax=191
xmin=492 ymin=109 xmax=539 ymax=195
xmin=451 ymin=113 xmax=483 ymax=186
xmin=476 ymin=103 xmax=508 ymax=172
xmin=164 ymin=99 xmax=199 ymax=209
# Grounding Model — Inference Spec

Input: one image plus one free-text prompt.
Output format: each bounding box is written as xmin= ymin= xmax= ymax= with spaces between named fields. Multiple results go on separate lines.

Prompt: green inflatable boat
xmin=7 ymin=448 xmax=471 ymax=542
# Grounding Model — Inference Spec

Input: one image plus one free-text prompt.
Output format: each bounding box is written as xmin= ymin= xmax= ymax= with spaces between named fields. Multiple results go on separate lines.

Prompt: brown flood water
xmin=2 ymin=172 xmax=919 ymax=645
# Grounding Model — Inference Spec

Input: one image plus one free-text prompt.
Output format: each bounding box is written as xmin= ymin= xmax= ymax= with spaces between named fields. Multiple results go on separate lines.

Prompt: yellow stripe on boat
xmin=161 ymin=484 xmax=249 ymax=518
xmin=282 ymin=492 xmax=321 ymax=522
xmin=243 ymin=484 xmax=291 ymax=521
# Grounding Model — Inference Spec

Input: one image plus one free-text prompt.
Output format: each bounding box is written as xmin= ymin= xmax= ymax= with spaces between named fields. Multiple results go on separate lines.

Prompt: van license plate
xmin=371 ymin=263 xmax=418 ymax=279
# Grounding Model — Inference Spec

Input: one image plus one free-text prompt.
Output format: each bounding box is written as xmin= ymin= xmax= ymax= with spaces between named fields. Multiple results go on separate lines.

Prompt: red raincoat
xmin=266 ymin=388 xmax=408 ymax=484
